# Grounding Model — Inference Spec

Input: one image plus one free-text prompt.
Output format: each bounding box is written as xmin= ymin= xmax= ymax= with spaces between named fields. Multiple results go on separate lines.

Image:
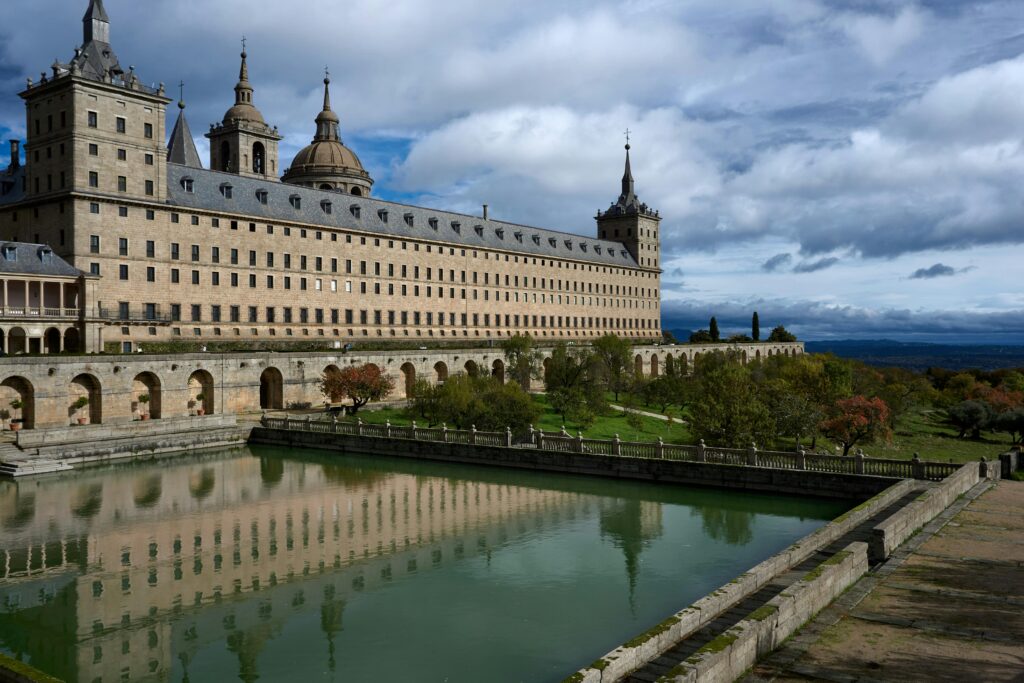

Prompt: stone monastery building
xmin=0 ymin=0 xmax=662 ymax=351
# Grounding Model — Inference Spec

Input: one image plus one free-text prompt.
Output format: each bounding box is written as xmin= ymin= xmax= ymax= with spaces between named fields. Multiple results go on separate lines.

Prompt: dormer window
xmin=514 ymin=231 xmax=523 ymax=243
xmin=473 ymin=224 xmax=484 ymax=236
xmin=181 ymin=176 xmax=194 ymax=193
xmin=255 ymin=189 xmax=269 ymax=205
xmin=451 ymin=221 xmax=461 ymax=233
xmin=219 ymin=183 xmax=233 ymax=199
xmin=495 ymin=228 xmax=504 ymax=239
xmin=564 ymin=240 xmax=572 ymax=249
xmin=532 ymin=234 xmax=540 ymax=245
xmin=349 ymin=204 xmax=361 ymax=218
xmin=580 ymin=243 xmax=588 ymax=252
xmin=2 ymin=245 xmax=16 ymax=260
xmin=378 ymin=209 xmax=389 ymax=223
xmin=595 ymin=245 xmax=602 ymax=254
xmin=289 ymin=195 xmax=301 ymax=210
xmin=38 ymin=246 xmax=52 ymax=263
xmin=428 ymin=217 xmax=438 ymax=230
xmin=404 ymin=213 xmax=414 ymax=227
xmin=549 ymin=237 xmax=557 ymax=247
xmin=321 ymin=200 xmax=332 ymax=215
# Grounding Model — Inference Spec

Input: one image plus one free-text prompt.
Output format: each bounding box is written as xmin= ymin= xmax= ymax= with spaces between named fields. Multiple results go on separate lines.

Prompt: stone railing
xmin=0 ymin=306 xmax=79 ymax=318
xmin=260 ymin=414 xmax=960 ymax=482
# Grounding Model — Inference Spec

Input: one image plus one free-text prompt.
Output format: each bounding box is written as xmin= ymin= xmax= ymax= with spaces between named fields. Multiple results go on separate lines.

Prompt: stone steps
xmin=623 ymin=490 xmax=922 ymax=683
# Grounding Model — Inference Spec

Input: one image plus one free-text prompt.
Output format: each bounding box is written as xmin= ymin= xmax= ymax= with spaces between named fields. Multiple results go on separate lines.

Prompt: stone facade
xmin=0 ymin=2 xmax=663 ymax=351
xmin=0 ymin=341 xmax=803 ymax=429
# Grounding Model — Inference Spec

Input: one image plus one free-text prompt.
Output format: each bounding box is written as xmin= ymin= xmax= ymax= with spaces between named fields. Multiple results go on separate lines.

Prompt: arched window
xmin=253 ymin=142 xmax=266 ymax=175
xmin=319 ymin=183 xmax=333 ymax=191
xmin=219 ymin=141 xmax=231 ymax=172
xmin=350 ymin=187 xmax=362 ymax=197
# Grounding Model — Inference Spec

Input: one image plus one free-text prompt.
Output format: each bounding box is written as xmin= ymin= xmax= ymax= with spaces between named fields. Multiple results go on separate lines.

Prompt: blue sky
xmin=2 ymin=0 xmax=1023 ymax=342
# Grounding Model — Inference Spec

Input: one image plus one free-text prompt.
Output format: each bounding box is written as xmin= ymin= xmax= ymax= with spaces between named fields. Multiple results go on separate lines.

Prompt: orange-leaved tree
xmin=319 ymin=364 xmax=395 ymax=415
xmin=820 ymin=395 xmax=892 ymax=456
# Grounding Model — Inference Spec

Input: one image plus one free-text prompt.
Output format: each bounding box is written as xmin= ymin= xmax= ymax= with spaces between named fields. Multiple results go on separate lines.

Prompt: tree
xmin=993 ymin=408 xmax=1024 ymax=444
xmin=820 ymin=395 xmax=892 ymax=456
xmin=544 ymin=343 xmax=606 ymax=422
xmin=593 ymin=334 xmax=633 ymax=401
xmin=688 ymin=351 xmax=775 ymax=448
xmin=501 ymin=333 xmax=543 ymax=390
xmin=689 ymin=329 xmax=713 ymax=343
xmin=727 ymin=334 xmax=753 ymax=343
xmin=767 ymin=325 xmax=796 ymax=342
xmin=752 ymin=312 xmax=760 ymax=341
xmin=319 ymin=364 xmax=394 ymax=415
xmin=947 ymin=400 xmax=992 ymax=439
xmin=640 ymin=374 xmax=691 ymax=413
xmin=709 ymin=317 xmax=720 ymax=341
xmin=763 ymin=379 xmax=823 ymax=450
xmin=662 ymin=329 xmax=679 ymax=344
xmin=406 ymin=374 xmax=539 ymax=433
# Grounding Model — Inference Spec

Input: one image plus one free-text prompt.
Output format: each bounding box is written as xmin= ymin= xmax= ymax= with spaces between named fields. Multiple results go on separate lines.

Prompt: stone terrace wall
xmin=0 ymin=341 xmax=802 ymax=429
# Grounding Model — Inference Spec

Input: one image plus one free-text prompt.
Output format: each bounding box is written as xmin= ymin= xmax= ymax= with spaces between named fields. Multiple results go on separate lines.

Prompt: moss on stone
xmin=803 ymin=550 xmax=851 ymax=583
xmin=561 ymin=673 xmax=586 ymax=683
xmin=0 ymin=653 xmax=63 ymax=683
xmin=748 ymin=604 xmax=778 ymax=622
xmin=590 ymin=658 xmax=610 ymax=671
xmin=622 ymin=615 xmax=681 ymax=648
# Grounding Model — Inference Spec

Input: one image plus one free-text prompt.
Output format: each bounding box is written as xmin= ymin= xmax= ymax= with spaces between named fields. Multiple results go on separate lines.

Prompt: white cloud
xmin=836 ymin=6 xmax=926 ymax=66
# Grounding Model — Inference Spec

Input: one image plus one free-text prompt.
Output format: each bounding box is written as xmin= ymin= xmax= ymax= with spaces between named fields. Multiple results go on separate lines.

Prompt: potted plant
xmin=8 ymin=400 xmax=22 ymax=431
xmin=72 ymin=396 xmax=89 ymax=425
xmin=138 ymin=394 xmax=150 ymax=420
xmin=195 ymin=393 xmax=206 ymax=416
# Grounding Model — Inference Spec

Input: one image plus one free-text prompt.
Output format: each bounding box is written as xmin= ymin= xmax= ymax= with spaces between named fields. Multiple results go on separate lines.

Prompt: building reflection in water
xmin=0 ymin=449 xmax=664 ymax=682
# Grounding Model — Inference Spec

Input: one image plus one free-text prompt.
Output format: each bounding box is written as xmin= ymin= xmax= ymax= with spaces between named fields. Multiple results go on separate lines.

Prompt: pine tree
xmin=709 ymin=316 xmax=720 ymax=341
xmin=752 ymin=312 xmax=760 ymax=341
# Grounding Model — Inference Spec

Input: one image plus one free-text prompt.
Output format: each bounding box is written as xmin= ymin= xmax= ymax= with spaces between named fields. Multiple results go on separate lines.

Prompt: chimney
xmin=482 ymin=204 xmax=489 ymax=220
xmin=8 ymin=140 xmax=19 ymax=170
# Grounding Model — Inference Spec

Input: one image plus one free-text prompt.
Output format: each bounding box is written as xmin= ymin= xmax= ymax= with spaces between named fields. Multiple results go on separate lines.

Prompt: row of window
xmin=118 ymin=301 xmax=658 ymax=331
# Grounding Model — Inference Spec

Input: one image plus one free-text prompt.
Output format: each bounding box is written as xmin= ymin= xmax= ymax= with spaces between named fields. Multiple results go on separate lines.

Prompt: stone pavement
xmin=746 ymin=480 xmax=1024 ymax=683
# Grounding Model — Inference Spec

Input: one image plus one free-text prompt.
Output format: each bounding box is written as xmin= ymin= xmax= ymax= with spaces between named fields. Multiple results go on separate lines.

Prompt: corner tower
xmin=206 ymin=47 xmax=281 ymax=179
xmin=596 ymin=143 xmax=661 ymax=270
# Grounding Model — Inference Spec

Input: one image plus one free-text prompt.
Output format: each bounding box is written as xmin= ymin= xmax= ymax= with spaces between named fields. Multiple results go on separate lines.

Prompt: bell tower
xmin=206 ymin=45 xmax=281 ymax=179
xmin=596 ymin=141 xmax=661 ymax=270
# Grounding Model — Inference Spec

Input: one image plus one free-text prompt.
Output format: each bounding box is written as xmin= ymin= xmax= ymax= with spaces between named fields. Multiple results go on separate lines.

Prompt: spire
xmin=235 ymin=41 xmax=253 ymax=106
xmin=620 ymin=142 xmax=635 ymax=204
xmin=167 ymin=88 xmax=203 ymax=169
xmin=83 ymin=0 xmax=110 ymax=44
xmin=314 ymin=71 xmax=341 ymax=142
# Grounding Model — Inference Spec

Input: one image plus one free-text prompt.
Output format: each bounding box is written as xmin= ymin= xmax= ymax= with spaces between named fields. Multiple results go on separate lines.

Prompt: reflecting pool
xmin=0 ymin=446 xmax=849 ymax=682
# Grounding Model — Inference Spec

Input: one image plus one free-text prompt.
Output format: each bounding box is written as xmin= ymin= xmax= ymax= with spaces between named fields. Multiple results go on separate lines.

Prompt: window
xmin=220 ymin=184 xmax=233 ymax=199
xmin=191 ymin=245 xmax=200 ymax=262
xmin=117 ymin=148 xmax=127 ymax=161
xmin=116 ymin=117 xmax=126 ymax=133
xmin=230 ymin=306 xmax=240 ymax=323
xmin=248 ymin=306 xmax=258 ymax=323
xmin=88 ymin=143 xmax=98 ymax=156
xmin=89 ymin=235 xmax=100 ymax=253
xmin=146 ymin=241 xmax=155 ymax=258
xmin=230 ymin=249 xmax=238 ymax=265
xmin=249 ymin=250 xmax=257 ymax=267
xmin=118 ymin=238 xmax=128 ymax=256
xmin=118 ymin=176 xmax=127 ymax=192
xmin=144 ymin=123 xmax=153 ymax=139
xmin=146 ymin=266 xmax=155 ymax=282
xmin=145 ymin=153 xmax=154 ymax=166
xmin=119 ymin=264 xmax=129 ymax=280
xmin=190 ymin=305 xmax=201 ymax=322
xmin=171 ymin=243 xmax=180 ymax=260
xmin=191 ymin=270 xmax=199 ymax=285
xmin=90 ymin=263 xmax=100 ymax=275
xmin=211 ymin=305 xmax=222 ymax=322
xmin=90 ymin=202 xmax=100 ymax=214
xmin=119 ymin=302 xmax=129 ymax=319
xmin=170 ymin=305 xmax=181 ymax=321
xmin=87 ymin=111 xmax=97 ymax=128
xmin=171 ymin=268 xmax=180 ymax=283
xmin=256 ymin=190 xmax=268 ymax=205
xmin=181 ymin=177 xmax=194 ymax=193
xmin=289 ymin=195 xmax=301 ymax=209
xmin=212 ymin=247 xmax=220 ymax=263
xmin=146 ymin=208 xmax=155 ymax=220
xmin=89 ymin=172 xmax=99 ymax=188
xmin=321 ymin=200 xmax=332 ymax=214
xmin=118 ymin=206 xmax=128 ymax=218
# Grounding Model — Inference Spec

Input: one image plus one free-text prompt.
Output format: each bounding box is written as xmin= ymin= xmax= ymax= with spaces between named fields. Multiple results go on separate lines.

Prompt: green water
xmin=0 ymin=446 xmax=848 ymax=682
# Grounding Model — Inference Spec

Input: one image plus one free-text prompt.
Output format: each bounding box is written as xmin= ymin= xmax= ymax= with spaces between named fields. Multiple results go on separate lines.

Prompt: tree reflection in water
xmin=599 ymin=499 xmax=664 ymax=611
xmin=696 ymin=506 xmax=754 ymax=546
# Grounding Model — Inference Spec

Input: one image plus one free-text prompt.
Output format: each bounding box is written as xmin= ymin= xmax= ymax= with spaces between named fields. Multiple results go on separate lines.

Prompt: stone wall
xmin=249 ymin=424 xmax=891 ymax=499
xmin=0 ymin=341 xmax=803 ymax=429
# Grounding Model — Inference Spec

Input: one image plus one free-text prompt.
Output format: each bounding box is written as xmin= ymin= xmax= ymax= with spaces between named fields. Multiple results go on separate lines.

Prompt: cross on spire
xmin=241 ymin=35 xmax=247 ymax=53
xmin=624 ymin=128 xmax=631 ymax=149
xmin=177 ymin=80 xmax=185 ymax=109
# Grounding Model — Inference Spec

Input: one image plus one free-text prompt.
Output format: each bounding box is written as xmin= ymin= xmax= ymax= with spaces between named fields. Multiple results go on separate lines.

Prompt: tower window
xmin=253 ymin=142 xmax=266 ymax=175
xmin=87 ymin=111 xmax=98 ymax=128
xmin=144 ymin=123 xmax=154 ymax=139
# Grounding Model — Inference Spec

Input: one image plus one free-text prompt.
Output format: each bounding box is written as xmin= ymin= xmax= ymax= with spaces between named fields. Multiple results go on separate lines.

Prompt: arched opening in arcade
xmin=491 ymin=359 xmax=505 ymax=384
xmin=188 ymin=370 xmax=215 ymax=415
xmin=260 ymin=367 xmax=284 ymax=410
xmin=665 ymin=354 xmax=675 ymax=376
xmin=252 ymin=142 xmax=266 ymax=175
xmin=650 ymin=354 xmax=659 ymax=377
xmin=0 ymin=376 xmax=34 ymax=430
xmin=7 ymin=327 xmax=27 ymax=355
xmin=400 ymin=362 xmax=416 ymax=398
xmin=323 ymin=365 xmax=344 ymax=402
xmin=63 ymin=327 xmax=81 ymax=353
xmin=634 ymin=354 xmax=644 ymax=378
xmin=69 ymin=373 xmax=102 ymax=425
xmin=43 ymin=327 xmax=61 ymax=354
xmin=464 ymin=360 xmax=479 ymax=378
xmin=434 ymin=361 xmax=449 ymax=384
xmin=132 ymin=372 xmax=162 ymax=420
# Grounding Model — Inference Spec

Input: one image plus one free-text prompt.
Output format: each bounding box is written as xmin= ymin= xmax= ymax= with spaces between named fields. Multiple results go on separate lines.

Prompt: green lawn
xmin=333 ymin=399 xmax=1013 ymax=464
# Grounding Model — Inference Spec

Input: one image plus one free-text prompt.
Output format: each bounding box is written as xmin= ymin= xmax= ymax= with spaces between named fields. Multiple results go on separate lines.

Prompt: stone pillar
xmin=470 ymin=424 xmax=477 ymax=445
xmin=911 ymin=453 xmax=924 ymax=479
xmin=656 ymin=437 xmax=664 ymax=459
xmin=747 ymin=442 xmax=758 ymax=466
xmin=576 ymin=431 xmax=584 ymax=453
xmin=855 ymin=449 xmax=865 ymax=474
xmin=697 ymin=439 xmax=706 ymax=462
xmin=356 ymin=418 xmax=363 ymax=436
xmin=796 ymin=448 xmax=806 ymax=470
xmin=506 ymin=427 xmax=512 ymax=447
xmin=58 ymin=282 xmax=64 ymax=313
xmin=613 ymin=434 xmax=621 ymax=457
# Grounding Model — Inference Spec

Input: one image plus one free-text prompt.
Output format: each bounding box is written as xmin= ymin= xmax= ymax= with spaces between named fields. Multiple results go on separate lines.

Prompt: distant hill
xmin=804 ymin=340 xmax=1024 ymax=371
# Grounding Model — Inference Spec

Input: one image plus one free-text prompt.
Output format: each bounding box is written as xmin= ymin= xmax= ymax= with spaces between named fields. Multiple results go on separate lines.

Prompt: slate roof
xmin=0 ymin=242 xmax=82 ymax=278
xmin=166 ymin=164 xmax=641 ymax=268
xmin=167 ymin=105 xmax=203 ymax=168
xmin=0 ymin=168 xmax=25 ymax=205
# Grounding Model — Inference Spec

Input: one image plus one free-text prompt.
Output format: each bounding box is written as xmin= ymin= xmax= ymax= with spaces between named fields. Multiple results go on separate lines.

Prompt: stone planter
xmin=77 ymin=417 xmax=87 ymax=426
xmin=141 ymin=413 xmax=150 ymax=421
xmin=10 ymin=421 xmax=22 ymax=432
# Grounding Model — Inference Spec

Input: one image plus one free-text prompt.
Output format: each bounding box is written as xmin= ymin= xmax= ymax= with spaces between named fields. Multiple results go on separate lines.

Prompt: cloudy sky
xmin=1 ymin=0 xmax=1022 ymax=342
